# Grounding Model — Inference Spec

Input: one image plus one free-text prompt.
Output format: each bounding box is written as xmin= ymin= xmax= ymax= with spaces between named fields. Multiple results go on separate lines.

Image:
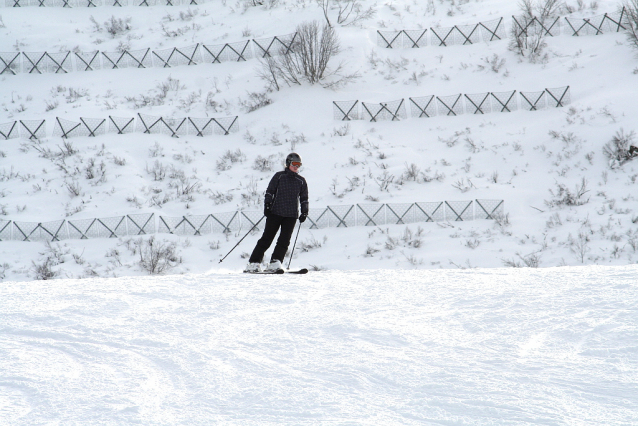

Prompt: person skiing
xmin=244 ymin=152 xmax=309 ymax=273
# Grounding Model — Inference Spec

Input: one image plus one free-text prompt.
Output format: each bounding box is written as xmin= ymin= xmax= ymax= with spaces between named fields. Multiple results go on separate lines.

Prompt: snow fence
xmin=0 ymin=200 xmax=504 ymax=241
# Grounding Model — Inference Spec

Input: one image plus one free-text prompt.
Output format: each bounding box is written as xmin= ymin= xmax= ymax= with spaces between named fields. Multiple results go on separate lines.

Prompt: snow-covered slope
xmin=2 ymin=266 xmax=637 ymax=424
xmin=1 ymin=0 xmax=638 ymax=280
xmin=2 ymin=3 xmax=638 ymax=423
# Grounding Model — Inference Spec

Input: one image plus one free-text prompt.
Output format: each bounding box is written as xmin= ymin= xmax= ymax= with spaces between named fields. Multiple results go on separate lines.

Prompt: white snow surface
xmin=2 ymin=266 xmax=637 ymax=425
xmin=2 ymin=0 xmax=638 ymax=422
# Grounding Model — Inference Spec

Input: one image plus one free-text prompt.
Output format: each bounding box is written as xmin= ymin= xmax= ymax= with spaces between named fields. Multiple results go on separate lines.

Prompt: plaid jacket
xmin=265 ymin=168 xmax=309 ymax=218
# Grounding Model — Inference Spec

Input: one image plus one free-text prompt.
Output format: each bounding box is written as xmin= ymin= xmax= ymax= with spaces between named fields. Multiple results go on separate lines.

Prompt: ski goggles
xmin=290 ymin=161 xmax=302 ymax=167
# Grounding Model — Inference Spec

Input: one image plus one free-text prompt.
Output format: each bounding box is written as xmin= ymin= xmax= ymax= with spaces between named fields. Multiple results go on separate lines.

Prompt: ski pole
xmin=219 ymin=216 xmax=265 ymax=264
xmin=287 ymin=220 xmax=302 ymax=270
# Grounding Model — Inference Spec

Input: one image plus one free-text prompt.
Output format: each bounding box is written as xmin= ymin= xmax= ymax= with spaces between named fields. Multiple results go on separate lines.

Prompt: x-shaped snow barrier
xmin=379 ymin=8 xmax=628 ymax=51
xmin=53 ymin=117 xmax=106 ymax=138
xmin=512 ymin=15 xmax=562 ymax=38
xmin=102 ymin=48 xmax=152 ymax=69
xmin=361 ymin=99 xmax=407 ymax=122
xmin=22 ymin=51 xmax=72 ymax=74
xmin=152 ymin=44 xmax=202 ymax=68
xmin=1 ymin=114 xmax=239 ymax=140
xmin=202 ymin=40 xmax=254 ymax=63
xmin=252 ymin=33 xmax=297 ymax=58
xmin=377 ymin=29 xmax=429 ymax=49
xmin=1 ymin=33 xmax=292 ymax=77
xmin=19 ymin=120 xmax=46 ymax=140
xmin=564 ymin=8 xmax=628 ymax=36
xmin=333 ymin=101 xmax=360 ymax=121
xmin=158 ymin=212 xmax=242 ymax=235
xmin=2 ymin=214 xmax=155 ymax=242
xmin=6 ymin=0 xmax=211 ymax=6
xmin=0 ymin=121 xmax=19 ymax=140
xmin=377 ymin=18 xmax=505 ymax=49
xmin=0 ymin=201 xmax=504 ymax=241
xmin=335 ymin=87 xmax=569 ymax=122
xmin=136 ymin=114 xmax=239 ymax=137
xmin=0 ymin=52 xmax=21 ymax=75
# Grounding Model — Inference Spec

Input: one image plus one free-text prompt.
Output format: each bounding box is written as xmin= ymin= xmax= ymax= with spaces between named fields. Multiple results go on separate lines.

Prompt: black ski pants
xmin=248 ymin=214 xmax=297 ymax=264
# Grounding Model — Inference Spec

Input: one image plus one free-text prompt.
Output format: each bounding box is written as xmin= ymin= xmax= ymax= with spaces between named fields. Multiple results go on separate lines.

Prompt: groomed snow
xmin=2 ymin=0 xmax=638 ymax=422
xmin=2 ymin=266 xmax=637 ymax=424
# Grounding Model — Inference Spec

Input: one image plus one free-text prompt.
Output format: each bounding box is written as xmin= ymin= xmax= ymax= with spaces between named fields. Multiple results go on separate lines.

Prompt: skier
xmin=244 ymin=152 xmax=309 ymax=273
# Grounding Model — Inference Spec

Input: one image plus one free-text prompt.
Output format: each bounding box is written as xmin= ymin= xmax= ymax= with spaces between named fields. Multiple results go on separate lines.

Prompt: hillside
xmin=1 ymin=0 xmax=638 ymax=280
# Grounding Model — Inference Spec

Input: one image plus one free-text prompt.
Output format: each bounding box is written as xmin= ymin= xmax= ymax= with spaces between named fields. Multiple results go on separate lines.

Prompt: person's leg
xmin=270 ymin=216 xmax=297 ymax=263
xmin=248 ymin=215 xmax=283 ymax=263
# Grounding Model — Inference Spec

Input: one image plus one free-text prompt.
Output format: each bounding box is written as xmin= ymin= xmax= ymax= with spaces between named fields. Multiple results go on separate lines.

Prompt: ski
xmin=244 ymin=269 xmax=285 ymax=275
xmin=243 ymin=268 xmax=308 ymax=274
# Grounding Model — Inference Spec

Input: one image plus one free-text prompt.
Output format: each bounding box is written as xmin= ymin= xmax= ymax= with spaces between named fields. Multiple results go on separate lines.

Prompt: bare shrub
xmin=245 ymin=0 xmax=279 ymax=8
xmin=157 ymin=76 xmax=185 ymax=97
xmin=133 ymin=236 xmax=181 ymax=275
xmin=545 ymin=178 xmax=590 ymax=208
xmin=45 ymin=100 xmax=59 ymax=111
xmin=0 ymin=262 xmax=10 ymax=280
xmin=623 ymin=0 xmax=638 ymax=55
xmin=364 ymin=245 xmax=380 ymax=256
xmin=103 ymin=15 xmax=132 ymax=38
xmin=209 ymin=191 xmax=233 ymax=205
xmin=286 ymin=132 xmax=307 ymax=151
xmin=240 ymin=177 xmax=261 ymax=207
xmin=64 ymin=179 xmax=82 ymax=197
xmin=146 ymin=160 xmax=167 ymax=181
xmin=403 ymin=163 xmax=421 ymax=181
xmin=385 ymin=235 xmax=399 ymax=250
xmin=402 ymin=227 xmax=424 ymax=248
xmin=509 ymin=0 xmax=562 ymax=63
xmin=299 ymin=235 xmax=326 ymax=252
xmin=375 ymin=171 xmax=394 ymax=191
xmin=30 ymin=241 xmax=69 ymax=280
xmin=66 ymin=87 xmax=89 ymax=104
xmin=170 ymin=176 xmax=202 ymax=198
xmin=240 ymin=91 xmax=273 ymax=112
xmin=149 ymin=142 xmax=164 ymax=158
xmin=502 ymin=251 xmax=541 ymax=267
xmin=112 ymin=155 xmax=127 ymax=166
xmin=465 ymin=238 xmax=480 ymax=249
xmin=253 ymin=155 xmax=276 ymax=172
xmin=626 ymin=229 xmax=638 ymax=252
xmin=258 ymin=21 xmax=341 ymax=89
xmin=31 ymin=259 xmax=58 ymax=280
xmin=217 ymin=149 xmax=246 ymax=171
xmin=452 ymin=178 xmax=475 ymax=193
xmin=568 ymin=230 xmax=591 ymax=263
xmin=316 ymin=0 xmax=376 ymax=27
xmin=603 ymin=128 xmax=637 ymax=168
xmin=421 ymin=169 xmax=445 ymax=183
xmin=493 ymin=212 xmax=512 ymax=236
xmin=520 ymin=251 xmax=542 ymax=267
xmin=58 ymin=140 xmax=78 ymax=158
xmin=477 ymin=54 xmax=506 ymax=73
xmin=331 ymin=123 xmax=350 ymax=136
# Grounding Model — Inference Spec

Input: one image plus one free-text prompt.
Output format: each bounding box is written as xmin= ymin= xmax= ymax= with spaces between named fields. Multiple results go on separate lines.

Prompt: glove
xmin=299 ymin=212 xmax=307 ymax=223
xmin=264 ymin=202 xmax=272 ymax=217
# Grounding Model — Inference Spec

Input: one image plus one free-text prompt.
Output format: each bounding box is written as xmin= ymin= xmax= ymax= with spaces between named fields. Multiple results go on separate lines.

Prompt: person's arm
xmin=299 ymin=178 xmax=309 ymax=214
xmin=264 ymin=172 xmax=280 ymax=206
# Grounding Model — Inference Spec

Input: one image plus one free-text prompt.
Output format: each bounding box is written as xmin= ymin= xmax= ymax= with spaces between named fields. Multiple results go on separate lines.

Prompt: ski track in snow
xmin=1 ymin=266 xmax=637 ymax=425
